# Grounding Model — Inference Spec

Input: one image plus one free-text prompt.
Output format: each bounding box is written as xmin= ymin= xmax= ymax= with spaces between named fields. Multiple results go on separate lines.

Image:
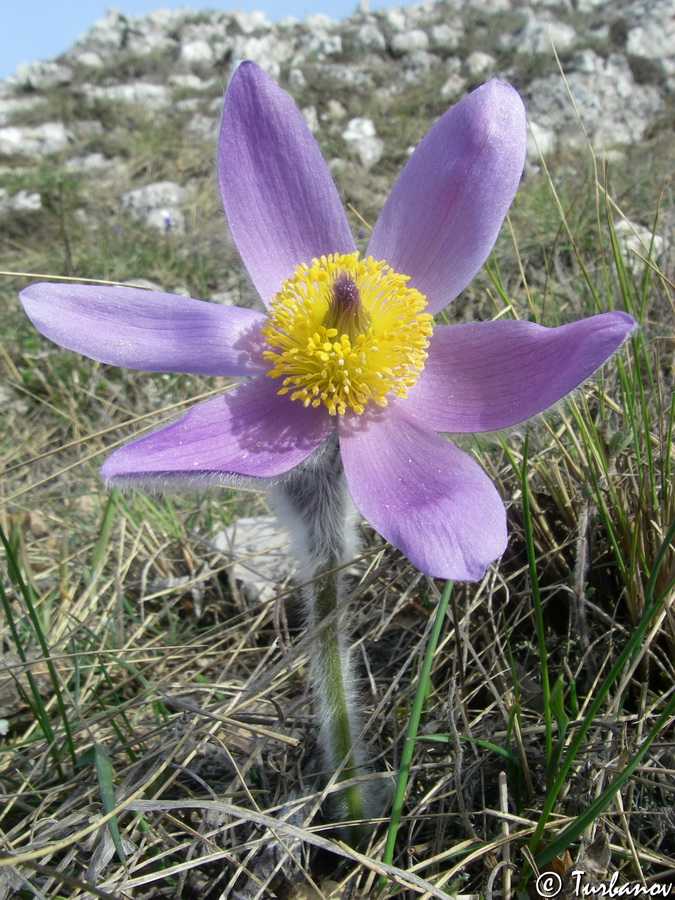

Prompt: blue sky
xmin=1 ymin=0 xmax=410 ymax=82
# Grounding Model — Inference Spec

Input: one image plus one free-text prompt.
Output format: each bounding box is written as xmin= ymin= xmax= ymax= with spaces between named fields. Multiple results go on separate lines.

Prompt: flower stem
xmin=271 ymin=438 xmax=368 ymax=843
xmin=312 ymin=562 xmax=366 ymax=843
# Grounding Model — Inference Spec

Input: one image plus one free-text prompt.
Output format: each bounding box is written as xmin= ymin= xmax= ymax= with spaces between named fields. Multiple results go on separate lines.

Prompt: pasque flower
xmin=20 ymin=61 xmax=634 ymax=581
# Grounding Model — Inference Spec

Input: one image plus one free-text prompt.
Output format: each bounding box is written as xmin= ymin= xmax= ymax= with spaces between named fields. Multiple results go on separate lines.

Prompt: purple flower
xmin=20 ymin=61 xmax=634 ymax=581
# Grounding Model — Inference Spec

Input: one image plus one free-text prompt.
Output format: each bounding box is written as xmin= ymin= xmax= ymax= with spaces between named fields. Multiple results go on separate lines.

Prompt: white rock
xmin=378 ymin=7 xmax=408 ymax=33
xmin=526 ymin=119 xmax=556 ymax=158
xmin=342 ymin=117 xmax=385 ymax=170
xmin=65 ymin=152 xmax=123 ymax=175
xmin=570 ymin=48 xmax=599 ymax=74
xmin=404 ymin=50 xmax=440 ymax=82
xmin=231 ymin=9 xmax=272 ymax=34
xmin=327 ymin=99 xmax=347 ymax=120
xmin=122 ymin=181 xmax=186 ymax=234
xmin=526 ymin=52 xmax=664 ymax=150
xmin=213 ymin=516 xmax=294 ymax=603
xmin=302 ymin=106 xmax=319 ymax=133
xmin=0 ymin=96 xmax=43 ymax=127
xmin=390 ymin=29 xmax=430 ymax=56
xmin=187 ymin=114 xmax=219 ymax=141
xmin=180 ymin=39 xmax=215 ymax=68
xmin=350 ymin=22 xmax=387 ymax=52
xmin=288 ymin=68 xmax=307 ymax=91
xmin=123 ymin=181 xmax=185 ymax=212
xmin=429 ymin=23 xmax=462 ymax=51
xmin=13 ymin=60 xmax=72 ymax=90
xmin=0 ymin=122 xmax=73 ymax=158
xmin=88 ymin=83 xmax=170 ymax=109
xmin=614 ymin=219 xmax=664 ymax=273
xmin=466 ymin=0 xmax=511 ymax=11
xmin=342 ymin=117 xmax=376 ymax=140
xmin=146 ymin=208 xmax=185 ymax=233
xmin=210 ymin=289 xmax=241 ymax=305
xmin=0 ymin=188 xmax=41 ymax=217
xmin=315 ymin=64 xmax=375 ymax=90
xmin=300 ymin=31 xmax=343 ymax=59
xmin=125 ymin=30 xmax=176 ymax=58
xmin=464 ymin=51 xmax=496 ymax=77
xmin=626 ymin=0 xmax=675 ymax=81
xmin=232 ymin=35 xmax=290 ymax=79
xmin=406 ymin=0 xmax=442 ymax=23
xmin=440 ymin=72 xmax=467 ymax=100
xmin=74 ymin=51 xmax=104 ymax=68
xmin=145 ymin=7 xmax=191 ymax=31
xmin=508 ymin=12 xmax=578 ymax=55
xmin=170 ymin=74 xmax=208 ymax=91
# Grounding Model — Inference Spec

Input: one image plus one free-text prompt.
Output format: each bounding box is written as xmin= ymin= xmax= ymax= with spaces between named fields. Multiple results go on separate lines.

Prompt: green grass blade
xmin=0 ymin=523 xmax=76 ymax=772
xmin=419 ymin=733 xmax=518 ymax=764
xmin=529 ymin=513 xmax=675 ymax=855
xmin=536 ymin=687 xmax=675 ymax=866
xmin=94 ymin=742 xmax=127 ymax=865
xmin=378 ymin=579 xmax=454 ymax=894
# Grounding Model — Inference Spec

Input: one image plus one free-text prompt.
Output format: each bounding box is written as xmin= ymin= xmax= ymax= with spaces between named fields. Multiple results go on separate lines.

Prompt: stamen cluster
xmin=262 ymin=252 xmax=433 ymax=415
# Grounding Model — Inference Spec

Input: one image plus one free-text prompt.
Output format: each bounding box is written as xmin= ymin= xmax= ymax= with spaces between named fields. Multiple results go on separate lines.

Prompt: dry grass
xmin=1 ymin=74 xmax=674 ymax=899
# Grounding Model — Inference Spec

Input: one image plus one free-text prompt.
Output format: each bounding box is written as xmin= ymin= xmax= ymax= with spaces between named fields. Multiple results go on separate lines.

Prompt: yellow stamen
xmin=261 ymin=252 xmax=433 ymax=416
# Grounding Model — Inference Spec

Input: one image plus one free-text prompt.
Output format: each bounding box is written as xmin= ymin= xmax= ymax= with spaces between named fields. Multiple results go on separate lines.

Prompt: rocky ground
xmin=0 ymin=0 xmax=672 ymax=249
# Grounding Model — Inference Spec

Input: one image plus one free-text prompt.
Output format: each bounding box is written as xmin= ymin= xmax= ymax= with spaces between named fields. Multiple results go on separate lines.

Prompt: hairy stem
xmin=312 ymin=562 xmax=365 ymax=842
xmin=270 ymin=437 xmax=368 ymax=842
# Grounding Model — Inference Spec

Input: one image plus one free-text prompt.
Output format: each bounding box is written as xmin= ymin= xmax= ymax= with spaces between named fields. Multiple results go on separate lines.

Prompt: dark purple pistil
xmin=327 ymin=271 xmax=369 ymax=336
xmin=331 ymin=272 xmax=361 ymax=310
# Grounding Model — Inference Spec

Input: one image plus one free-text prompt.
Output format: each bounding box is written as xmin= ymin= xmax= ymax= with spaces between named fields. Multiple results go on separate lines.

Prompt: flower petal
xmin=403 ymin=311 xmax=635 ymax=433
xmin=218 ymin=61 xmax=355 ymax=305
xmin=339 ymin=408 xmax=506 ymax=580
xmin=20 ymin=283 xmax=267 ymax=376
xmin=101 ymin=376 xmax=334 ymax=487
xmin=367 ymin=80 xmax=526 ymax=314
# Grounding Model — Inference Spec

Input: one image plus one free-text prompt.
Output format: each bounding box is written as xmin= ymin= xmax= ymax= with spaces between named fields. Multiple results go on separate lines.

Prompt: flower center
xmin=261 ymin=252 xmax=433 ymax=416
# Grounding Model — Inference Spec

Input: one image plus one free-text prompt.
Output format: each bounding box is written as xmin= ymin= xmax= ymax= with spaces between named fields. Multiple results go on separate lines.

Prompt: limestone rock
xmin=526 ymin=52 xmax=663 ymax=150
xmin=12 ymin=60 xmax=72 ymax=90
xmin=0 ymin=122 xmax=73 ymax=158
xmin=390 ymin=29 xmax=430 ymax=56
xmin=0 ymin=95 xmax=42 ymax=127
xmin=180 ymin=40 xmax=215 ymax=70
xmin=429 ymin=24 xmax=462 ymax=51
xmin=342 ymin=117 xmax=385 ymax=170
xmin=231 ymin=9 xmax=272 ymax=34
xmin=506 ymin=10 xmax=578 ymax=55
xmin=122 ymin=181 xmax=186 ymax=234
xmin=0 ymin=188 xmax=41 ymax=217
xmin=464 ymin=51 xmax=496 ymax=77
xmin=626 ymin=0 xmax=675 ymax=88
xmin=87 ymin=82 xmax=171 ymax=110
xmin=614 ymin=219 xmax=664 ymax=274
xmin=349 ymin=22 xmax=387 ymax=52
xmin=213 ymin=516 xmax=294 ymax=603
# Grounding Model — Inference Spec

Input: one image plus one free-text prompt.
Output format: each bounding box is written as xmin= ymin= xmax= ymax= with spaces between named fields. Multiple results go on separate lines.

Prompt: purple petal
xmin=367 ymin=80 xmax=526 ymax=314
xmin=339 ymin=408 xmax=506 ymax=580
xmin=218 ymin=61 xmax=355 ymax=305
xmin=403 ymin=311 xmax=635 ymax=433
xmin=20 ymin=283 xmax=267 ymax=376
xmin=101 ymin=376 xmax=334 ymax=486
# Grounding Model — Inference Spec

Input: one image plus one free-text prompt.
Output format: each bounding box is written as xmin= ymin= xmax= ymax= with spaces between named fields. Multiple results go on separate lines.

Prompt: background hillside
xmin=0 ymin=1 xmax=673 ymax=898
